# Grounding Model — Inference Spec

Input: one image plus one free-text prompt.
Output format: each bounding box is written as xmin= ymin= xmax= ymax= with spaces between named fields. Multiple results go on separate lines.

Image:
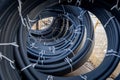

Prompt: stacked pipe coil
xmin=0 ymin=0 xmax=120 ymax=80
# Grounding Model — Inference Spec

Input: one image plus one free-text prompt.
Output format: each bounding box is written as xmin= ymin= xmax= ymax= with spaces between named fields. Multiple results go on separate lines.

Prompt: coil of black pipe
xmin=19 ymin=5 xmax=94 ymax=76
xmin=0 ymin=0 xmax=120 ymax=80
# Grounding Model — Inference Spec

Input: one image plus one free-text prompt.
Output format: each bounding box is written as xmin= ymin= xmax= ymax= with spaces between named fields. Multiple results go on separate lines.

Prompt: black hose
xmin=0 ymin=0 xmax=120 ymax=80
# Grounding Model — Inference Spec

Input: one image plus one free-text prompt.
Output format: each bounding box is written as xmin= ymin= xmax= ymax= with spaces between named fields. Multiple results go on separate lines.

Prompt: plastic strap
xmin=111 ymin=0 xmax=120 ymax=10
xmin=47 ymin=75 xmax=54 ymax=80
xmin=0 ymin=52 xmax=15 ymax=69
xmin=80 ymin=75 xmax=87 ymax=80
xmin=0 ymin=42 xmax=19 ymax=47
xmin=75 ymin=0 xmax=82 ymax=6
xmin=65 ymin=57 xmax=73 ymax=72
xmin=104 ymin=16 xmax=115 ymax=28
xmin=106 ymin=49 xmax=120 ymax=58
